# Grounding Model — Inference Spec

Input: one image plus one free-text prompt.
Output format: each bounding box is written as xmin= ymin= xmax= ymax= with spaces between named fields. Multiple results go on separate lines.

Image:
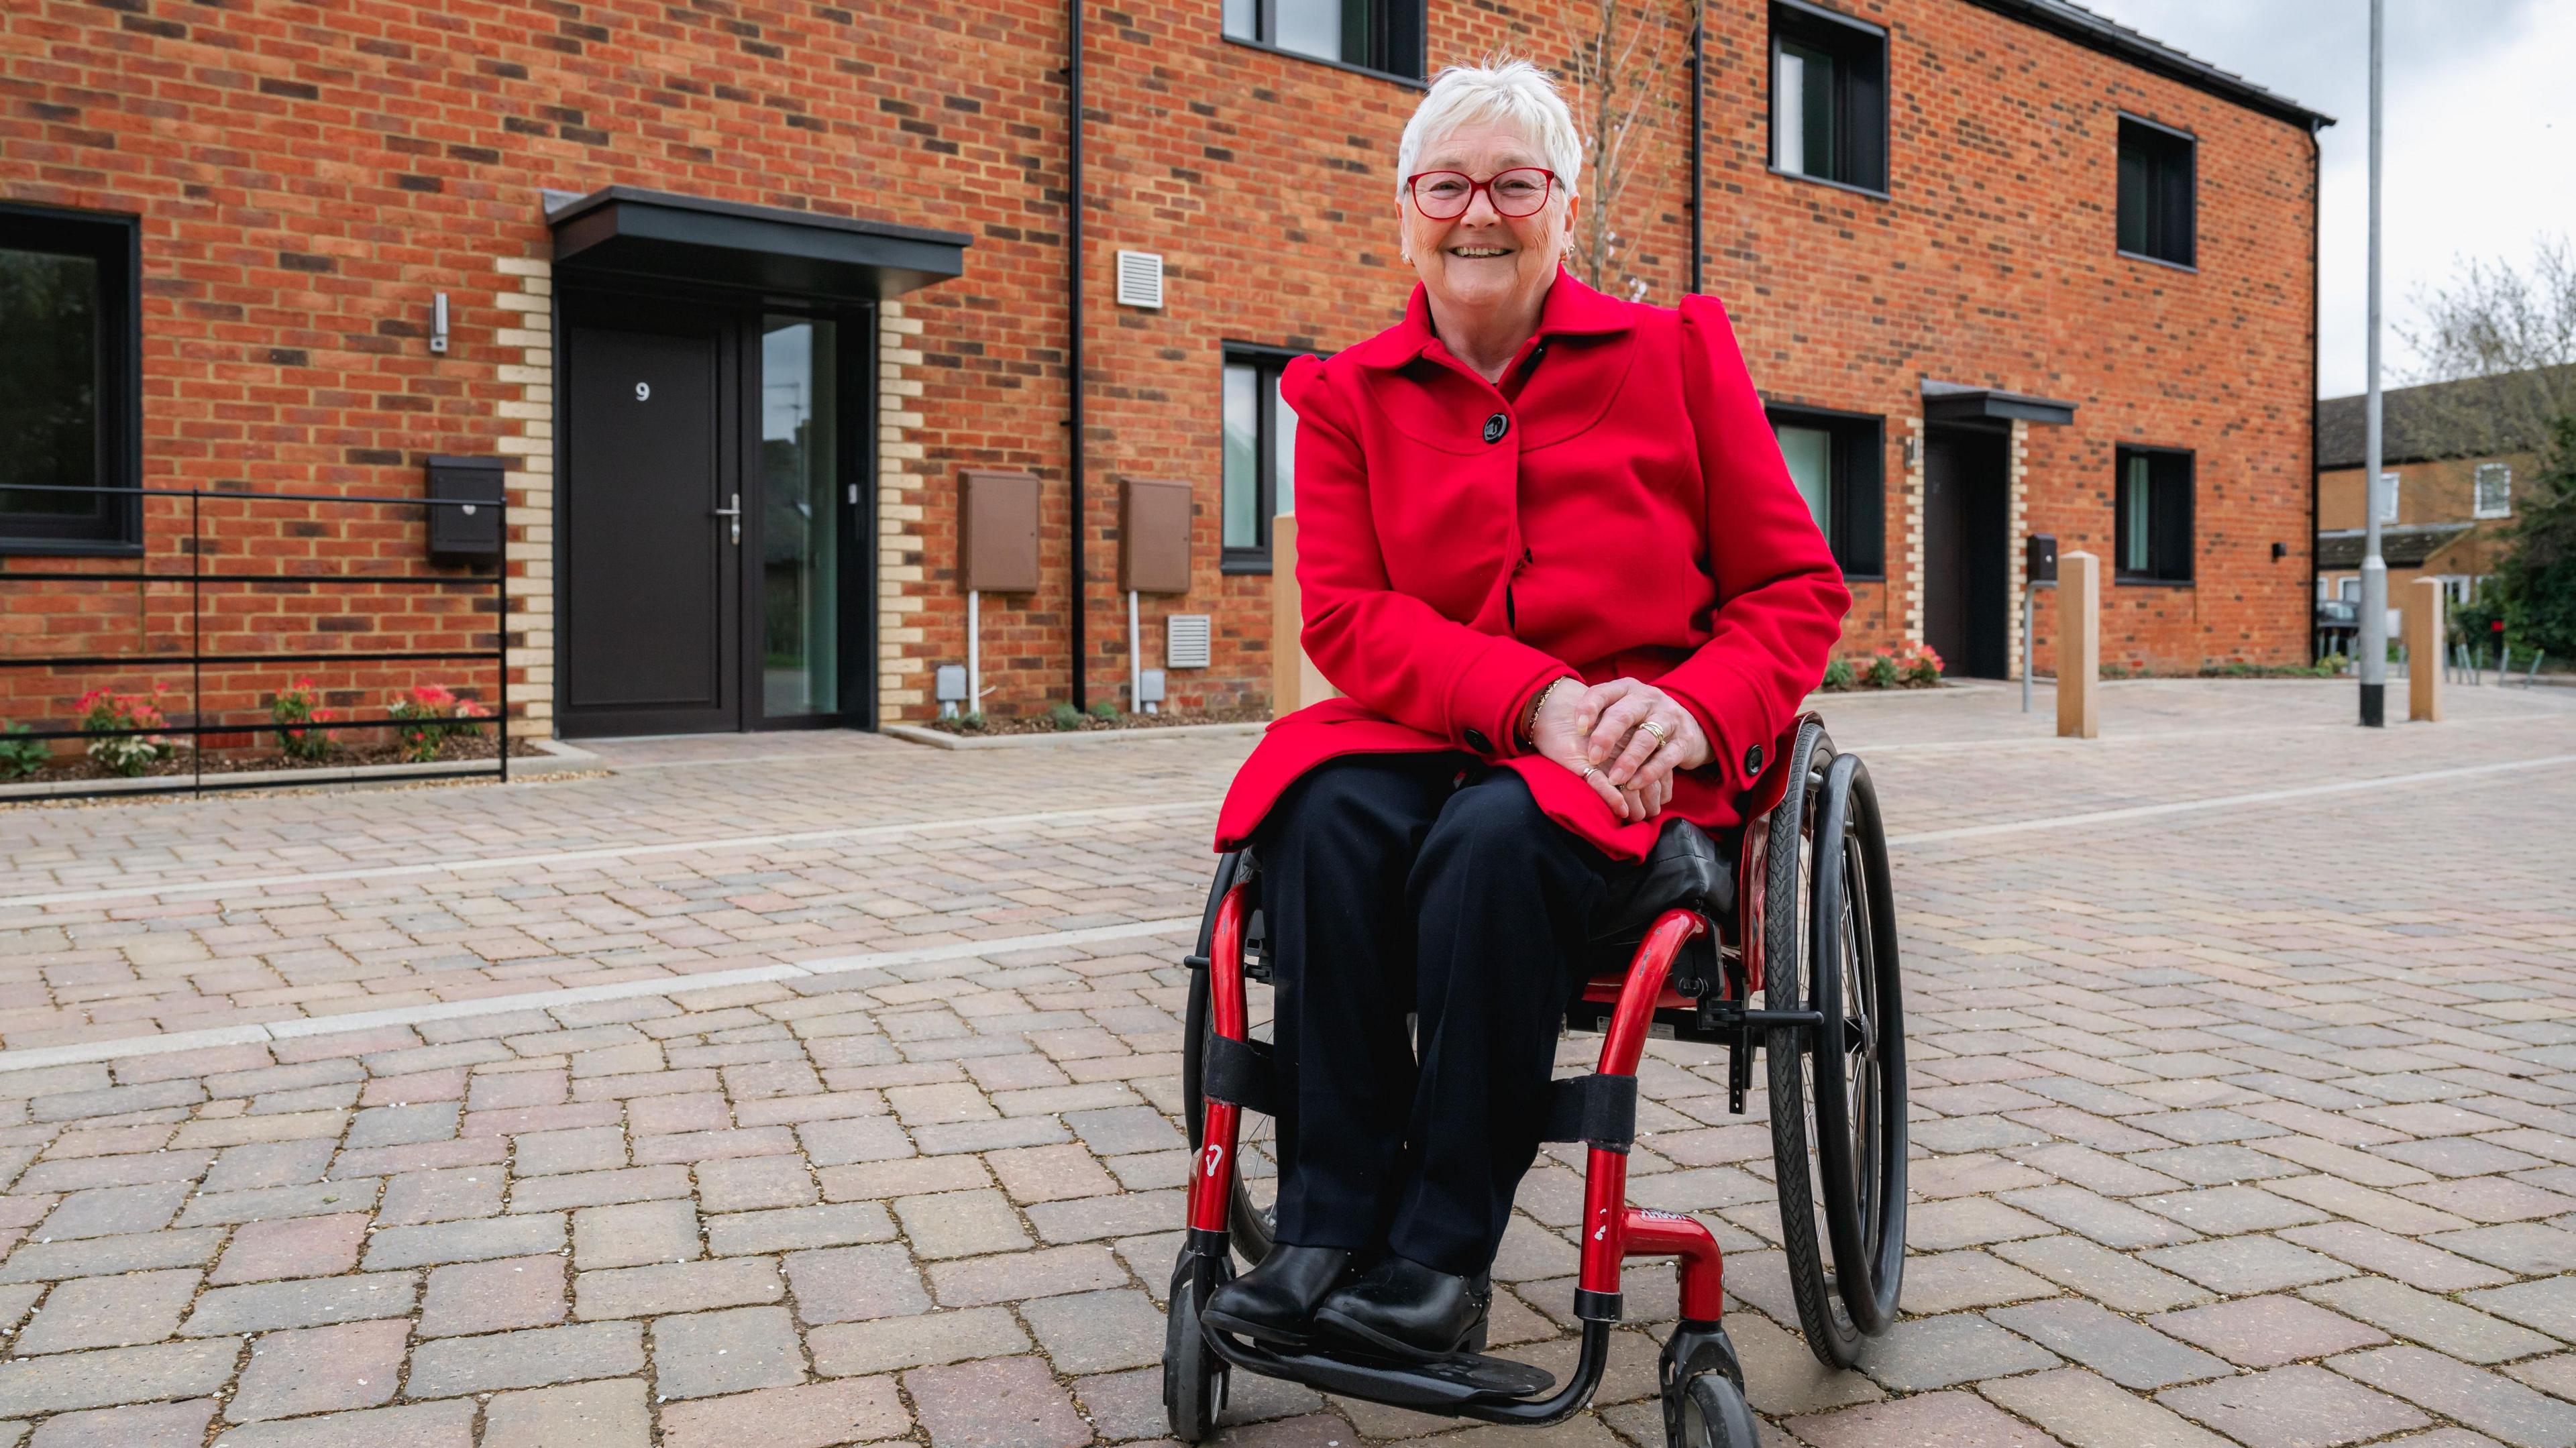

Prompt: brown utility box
xmin=1120 ymin=477 xmax=1193 ymax=595
xmin=961 ymin=469 xmax=1041 ymax=593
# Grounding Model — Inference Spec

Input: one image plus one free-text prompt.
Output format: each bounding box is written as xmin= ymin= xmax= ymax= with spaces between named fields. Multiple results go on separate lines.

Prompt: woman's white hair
xmin=1395 ymin=58 xmax=1582 ymax=201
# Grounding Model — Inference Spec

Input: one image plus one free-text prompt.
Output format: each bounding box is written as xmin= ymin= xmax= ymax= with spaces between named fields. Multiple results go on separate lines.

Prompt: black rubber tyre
xmin=1180 ymin=854 xmax=1277 ymax=1265
xmin=1668 ymin=1371 xmax=1763 ymax=1448
xmin=1762 ymin=722 xmax=1870 ymax=1368
xmin=1162 ymin=1251 xmax=1231 ymax=1442
xmin=1807 ymin=753 xmax=1908 ymax=1335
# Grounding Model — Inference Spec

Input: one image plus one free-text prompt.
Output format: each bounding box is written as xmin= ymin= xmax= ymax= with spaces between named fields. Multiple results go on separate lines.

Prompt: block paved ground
xmin=0 ymin=677 xmax=2567 ymax=1446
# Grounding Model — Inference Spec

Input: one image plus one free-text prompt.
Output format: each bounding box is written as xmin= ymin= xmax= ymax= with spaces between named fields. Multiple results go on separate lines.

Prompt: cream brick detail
xmin=496 ymin=256 xmax=552 ymax=278
xmin=2005 ymin=420 xmax=2030 ymax=680
xmin=495 ymin=256 xmax=558 ymax=740
xmin=1902 ymin=416 xmax=1927 ymax=646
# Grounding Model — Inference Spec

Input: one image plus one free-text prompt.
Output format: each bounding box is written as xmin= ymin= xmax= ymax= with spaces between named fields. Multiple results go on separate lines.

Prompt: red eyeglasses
xmin=1403 ymin=168 xmax=1559 ymax=220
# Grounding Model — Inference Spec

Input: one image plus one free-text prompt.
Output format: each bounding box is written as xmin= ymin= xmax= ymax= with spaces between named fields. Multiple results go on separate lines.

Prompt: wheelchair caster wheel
xmin=1668 ymin=1370 xmax=1761 ymax=1448
xmin=1163 ymin=1252 xmax=1230 ymax=1443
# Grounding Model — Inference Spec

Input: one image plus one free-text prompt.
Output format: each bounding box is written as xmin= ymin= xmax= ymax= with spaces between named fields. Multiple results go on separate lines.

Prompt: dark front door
xmin=562 ymin=303 xmax=741 ymax=735
xmin=1921 ymin=427 xmax=2009 ymax=679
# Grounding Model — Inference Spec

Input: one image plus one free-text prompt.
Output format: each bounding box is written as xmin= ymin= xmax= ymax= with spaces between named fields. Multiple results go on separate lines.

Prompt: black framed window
xmin=1769 ymin=1 xmax=1888 ymax=195
xmin=1223 ymin=0 xmax=1424 ymax=82
xmin=2117 ymin=115 xmax=2197 ymax=268
xmin=0 ymin=203 xmax=140 ymax=553
xmin=1222 ymin=347 xmax=1312 ymax=573
xmin=2115 ymin=446 xmax=2194 ymax=583
xmin=1768 ymin=406 xmax=1884 ymax=578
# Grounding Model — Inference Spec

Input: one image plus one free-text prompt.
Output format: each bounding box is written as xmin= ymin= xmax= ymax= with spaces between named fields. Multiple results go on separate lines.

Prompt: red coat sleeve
xmin=1283 ymin=356 xmax=1572 ymax=755
xmin=1654 ymin=296 xmax=1852 ymax=793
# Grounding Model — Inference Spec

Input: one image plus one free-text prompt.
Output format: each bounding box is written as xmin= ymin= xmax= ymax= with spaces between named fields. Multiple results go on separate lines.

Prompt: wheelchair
xmin=1163 ymin=714 xmax=1907 ymax=1446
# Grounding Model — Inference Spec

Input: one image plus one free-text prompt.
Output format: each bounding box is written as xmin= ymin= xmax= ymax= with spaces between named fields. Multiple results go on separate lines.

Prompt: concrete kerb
xmin=0 ymin=914 xmax=1203 ymax=1076
xmin=883 ymin=721 xmax=1265 ymax=750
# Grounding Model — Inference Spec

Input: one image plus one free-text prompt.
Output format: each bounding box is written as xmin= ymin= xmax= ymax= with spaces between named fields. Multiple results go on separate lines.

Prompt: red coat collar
xmin=1344 ymin=268 xmax=1635 ymax=370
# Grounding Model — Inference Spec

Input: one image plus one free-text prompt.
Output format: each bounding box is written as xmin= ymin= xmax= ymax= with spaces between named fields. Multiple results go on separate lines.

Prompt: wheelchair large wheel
xmin=1764 ymin=729 xmax=1909 ymax=1367
xmin=1181 ymin=853 xmax=1278 ymax=1265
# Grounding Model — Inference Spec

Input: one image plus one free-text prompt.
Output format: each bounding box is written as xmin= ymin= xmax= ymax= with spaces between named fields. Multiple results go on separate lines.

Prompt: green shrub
xmin=1862 ymin=653 xmax=1901 ymax=689
xmin=1819 ymin=658 xmax=1856 ymax=691
xmin=0 ymin=725 xmax=46 ymax=781
xmin=270 ymin=678 xmax=335 ymax=762
xmin=78 ymin=688 xmax=176 ymax=777
xmin=1089 ymin=700 xmax=1120 ymax=721
xmin=1048 ymin=702 xmax=1083 ymax=730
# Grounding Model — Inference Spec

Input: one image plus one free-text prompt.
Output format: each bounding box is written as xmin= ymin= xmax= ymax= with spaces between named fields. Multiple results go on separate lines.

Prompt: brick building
xmin=1 ymin=0 xmax=2326 ymax=749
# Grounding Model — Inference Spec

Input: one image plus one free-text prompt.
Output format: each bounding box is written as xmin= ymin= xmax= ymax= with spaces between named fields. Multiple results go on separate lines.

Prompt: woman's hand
xmin=1528 ymin=682 xmax=1647 ymax=821
xmin=1573 ymin=679 xmax=1711 ymax=822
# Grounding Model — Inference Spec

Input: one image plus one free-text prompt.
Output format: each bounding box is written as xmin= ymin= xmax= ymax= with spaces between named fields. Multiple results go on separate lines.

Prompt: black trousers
xmin=1255 ymin=754 xmax=1636 ymax=1276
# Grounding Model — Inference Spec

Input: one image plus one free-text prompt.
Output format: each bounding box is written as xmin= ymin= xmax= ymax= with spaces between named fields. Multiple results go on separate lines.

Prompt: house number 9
xmin=635 ymin=382 xmax=651 ymax=401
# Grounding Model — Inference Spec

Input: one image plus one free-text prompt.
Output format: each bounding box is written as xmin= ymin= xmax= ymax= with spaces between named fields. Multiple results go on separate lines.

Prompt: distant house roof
xmin=1964 ymin=0 xmax=2334 ymax=130
xmin=2318 ymin=366 xmax=2575 ymax=470
xmin=2315 ymin=523 xmax=2474 ymax=570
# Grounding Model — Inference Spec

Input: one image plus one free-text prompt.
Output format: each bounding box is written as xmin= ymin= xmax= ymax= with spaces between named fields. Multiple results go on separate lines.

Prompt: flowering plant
xmin=270 ymin=678 xmax=335 ymax=761
xmin=78 ymin=687 xmax=177 ymax=776
xmin=1898 ymin=643 xmax=1944 ymax=687
xmin=388 ymin=683 xmax=488 ymax=762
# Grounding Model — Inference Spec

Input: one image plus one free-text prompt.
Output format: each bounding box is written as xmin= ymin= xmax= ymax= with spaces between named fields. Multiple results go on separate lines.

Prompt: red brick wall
xmin=2 ymin=0 xmax=2316 ymax=739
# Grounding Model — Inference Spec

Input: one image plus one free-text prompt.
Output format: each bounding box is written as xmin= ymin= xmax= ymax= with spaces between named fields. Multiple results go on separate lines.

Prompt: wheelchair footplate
xmin=1206 ymin=1329 xmax=1556 ymax=1410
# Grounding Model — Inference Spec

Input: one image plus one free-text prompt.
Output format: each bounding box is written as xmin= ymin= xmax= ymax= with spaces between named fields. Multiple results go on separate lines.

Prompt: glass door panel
xmin=759 ymin=316 xmax=839 ymax=720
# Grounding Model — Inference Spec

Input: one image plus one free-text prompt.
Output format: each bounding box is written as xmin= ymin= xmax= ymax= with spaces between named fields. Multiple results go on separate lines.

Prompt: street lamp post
xmin=2357 ymin=0 xmax=2389 ymax=726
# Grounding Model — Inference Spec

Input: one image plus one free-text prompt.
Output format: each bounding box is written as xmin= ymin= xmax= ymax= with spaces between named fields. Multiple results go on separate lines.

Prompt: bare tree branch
xmin=1558 ymin=0 xmax=1677 ymax=301
xmin=2395 ymin=236 xmax=2576 ymax=463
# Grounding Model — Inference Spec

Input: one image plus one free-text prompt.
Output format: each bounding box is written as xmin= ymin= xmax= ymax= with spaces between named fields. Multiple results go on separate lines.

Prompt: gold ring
xmin=1638 ymin=720 xmax=1670 ymax=745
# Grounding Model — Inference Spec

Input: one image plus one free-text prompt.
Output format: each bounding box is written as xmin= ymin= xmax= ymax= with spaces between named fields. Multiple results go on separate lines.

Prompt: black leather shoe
xmin=1316 ymin=1255 xmax=1492 ymax=1361
xmin=1203 ymin=1245 xmax=1355 ymax=1349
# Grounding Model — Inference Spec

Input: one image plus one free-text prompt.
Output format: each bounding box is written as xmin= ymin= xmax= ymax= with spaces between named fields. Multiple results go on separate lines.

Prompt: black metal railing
xmin=0 ymin=483 xmax=508 ymax=801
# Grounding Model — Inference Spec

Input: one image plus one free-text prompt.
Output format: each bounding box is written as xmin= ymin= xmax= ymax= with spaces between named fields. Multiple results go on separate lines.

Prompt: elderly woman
xmin=1202 ymin=60 xmax=1849 ymax=1361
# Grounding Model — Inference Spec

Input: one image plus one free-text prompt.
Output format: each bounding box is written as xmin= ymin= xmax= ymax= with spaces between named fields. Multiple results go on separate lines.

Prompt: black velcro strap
xmin=1202 ymin=1034 xmax=1279 ymax=1117
xmin=1542 ymin=1073 xmax=1638 ymax=1151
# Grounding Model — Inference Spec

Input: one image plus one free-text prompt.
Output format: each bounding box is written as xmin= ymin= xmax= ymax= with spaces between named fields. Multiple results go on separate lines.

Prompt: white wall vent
xmin=1116 ymin=250 xmax=1165 ymax=309
xmin=1167 ymin=614 xmax=1212 ymax=669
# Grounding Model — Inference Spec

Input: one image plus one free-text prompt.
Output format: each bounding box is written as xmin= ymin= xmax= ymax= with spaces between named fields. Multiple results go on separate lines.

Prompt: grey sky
xmin=2075 ymin=0 xmax=2576 ymax=398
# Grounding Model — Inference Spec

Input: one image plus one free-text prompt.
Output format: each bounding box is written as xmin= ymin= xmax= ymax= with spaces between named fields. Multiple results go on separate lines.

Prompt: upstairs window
xmin=1770 ymin=2 xmax=1888 ymax=195
xmin=1222 ymin=346 xmax=1309 ymax=572
xmin=2475 ymin=462 xmax=2512 ymax=518
xmin=0 ymin=203 xmax=140 ymax=553
xmin=2117 ymin=115 xmax=2196 ymax=268
xmin=2116 ymin=447 xmax=2194 ymax=583
xmin=1224 ymin=0 xmax=1424 ymax=81
xmin=1768 ymin=406 xmax=1884 ymax=578
xmin=2379 ymin=470 xmax=2400 ymax=524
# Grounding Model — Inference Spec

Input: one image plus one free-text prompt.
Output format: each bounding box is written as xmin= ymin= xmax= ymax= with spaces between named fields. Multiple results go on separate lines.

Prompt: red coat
xmin=1214 ymin=270 xmax=1851 ymax=862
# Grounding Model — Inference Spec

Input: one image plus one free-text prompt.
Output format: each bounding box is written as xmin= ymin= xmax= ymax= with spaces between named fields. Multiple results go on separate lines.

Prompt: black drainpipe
xmin=1688 ymin=16 xmax=1704 ymax=297
xmin=1066 ymin=0 xmax=1088 ymax=710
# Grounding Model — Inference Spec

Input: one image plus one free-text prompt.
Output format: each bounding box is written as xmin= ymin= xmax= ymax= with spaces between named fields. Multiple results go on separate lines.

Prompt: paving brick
xmin=182 ymin=1274 xmax=418 ymax=1336
xmin=0 ymin=1229 xmax=223 ymax=1282
xmin=21 ymin=1397 xmax=213 ymax=1448
xmin=784 ymin=1243 xmax=930 ymax=1323
xmin=2432 ymin=1224 xmax=2576 ymax=1275
xmin=2330 ymin=1345 xmax=2576 ymax=1448
xmin=376 ymin=1168 xmax=500 ymax=1226
xmin=1988 ymin=1298 xmax=2231 ymax=1390
xmin=574 ymin=1199 xmax=700 ymax=1269
xmin=808 ymin=1306 xmax=1030 ymax=1376
xmin=706 ymin=1202 xmax=895 ymax=1256
xmin=987 ymin=1143 xmax=1121 ymax=1204
xmin=0 ymin=1337 xmax=239 ymax=1417
xmin=892 ymin=1189 xmax=1032 ymax=1260
xmin=13 ymin=1268 xmax=198 ymax=1353
xmin=1025 ymin=1190 xmax=1191 ymax=1244
xmin=403 ymin=1321 xmax=645 ymax=1397
xmin=225 ymin=1321 xmax=409 ymax=1423
xmin=213 ymin=1212 xmax=370 ymax=1284
xmin=1993 ymin=1235 xmax=2215 ymax=1313
xmin=482 ymin=1380 xmax=651 ymax=1448
xmin=1997 ymin=1186 xmax=2201 ymax=1249
xmin=794 ymin=1116 xmax=914 ymax=1168
xmin=182 ymin=1180 xmax=380 ymax=1229
xmin=820 ymin=1156 xmax=989 ymax=1201
xmin=931 ymin=1242 xmax=1124 ymax=1310
xmin=652 ymin=1304 xmax=806 ymax=1399
xmin=2279 ymin=1222 xmax=2516 ymax=1291
xmin=203 ymin=1399 xmax=474 ymax=1448
xmin=2470 ymin=1277 xmax=2576 ymax=1343
xmin=904 ymin=1353 xmax=1090 ymax=1448
xmin=2143 ymin=1235 xmax=2357 ymax=1294
xmin=2148 ymin=1294 xmax=2390 ymax=1368
xmin=633 ymin=1127 xmax=798 ymax=1166
xmin=1891 ymin=1249 xmax=2061 ymax=1314
xmin=574 ymin=1257 xmax=784 ymax=1319
xmin=512 ymin=1126 xmax=628 ymax=1178
xmin=1981 ymin=1368 xmax=2235 ymax=1448
xmin=362 ymin=1212 xmax=563 ymax=1270
xmin=418 ymin=1255 xmax=567 ymax=1337
xmin=507 ymin=1166 xmax=692 ymax=1214
xmin=1020 ymin=1286 xmax=1164 ymax=1372
xmin=345 ymin=1104 xmax=458 ymax=1150
xmin=657 ymin=1378 xmax=908 ymax=1448
xmin=2304 ymin=1277 xmax=2560 ymax=1363
xmin=695 ymin=1155 xmax=818 ymax=1213
xmin=33 ymin=1182 xmax=189 ymax=1241
xmin=1786 ymin=1389 xmax=2062 ymax=1447
xmin=1065 ymin=1106 xmax=1185 ymax=1157
xmin=2159 ymin=1363 xmax=2428 ymax=1448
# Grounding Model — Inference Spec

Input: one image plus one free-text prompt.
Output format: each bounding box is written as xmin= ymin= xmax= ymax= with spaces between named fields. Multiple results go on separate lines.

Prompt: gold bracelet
xmin=1520 ymin=676 xmax=1577 ymax=749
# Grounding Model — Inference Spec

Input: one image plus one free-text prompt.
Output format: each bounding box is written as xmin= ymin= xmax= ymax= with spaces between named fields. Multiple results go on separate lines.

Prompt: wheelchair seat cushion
xmin=1585 ymin=818 xmax=1734 ymax=956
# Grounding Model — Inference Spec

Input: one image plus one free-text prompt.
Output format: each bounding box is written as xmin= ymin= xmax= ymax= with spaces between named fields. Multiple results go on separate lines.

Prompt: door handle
xmin=712 ymin=492 xmax=741 ymax=546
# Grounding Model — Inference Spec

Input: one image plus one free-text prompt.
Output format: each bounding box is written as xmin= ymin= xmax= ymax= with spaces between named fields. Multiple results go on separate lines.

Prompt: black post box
xmin=425 ymin=456 xmax=505 ymax=564
xmin=2025 ymin=532 xmax=2058 ymax=585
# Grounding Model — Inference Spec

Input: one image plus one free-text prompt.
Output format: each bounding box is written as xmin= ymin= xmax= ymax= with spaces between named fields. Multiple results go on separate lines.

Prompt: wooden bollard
xmin=1270 ymin=514 xmax=1338 ymax=715
xmin=2057 ymin=550 xmax=2099 ymax=739
xmin=2404 ymin=576 xmax=2444 ymax=722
